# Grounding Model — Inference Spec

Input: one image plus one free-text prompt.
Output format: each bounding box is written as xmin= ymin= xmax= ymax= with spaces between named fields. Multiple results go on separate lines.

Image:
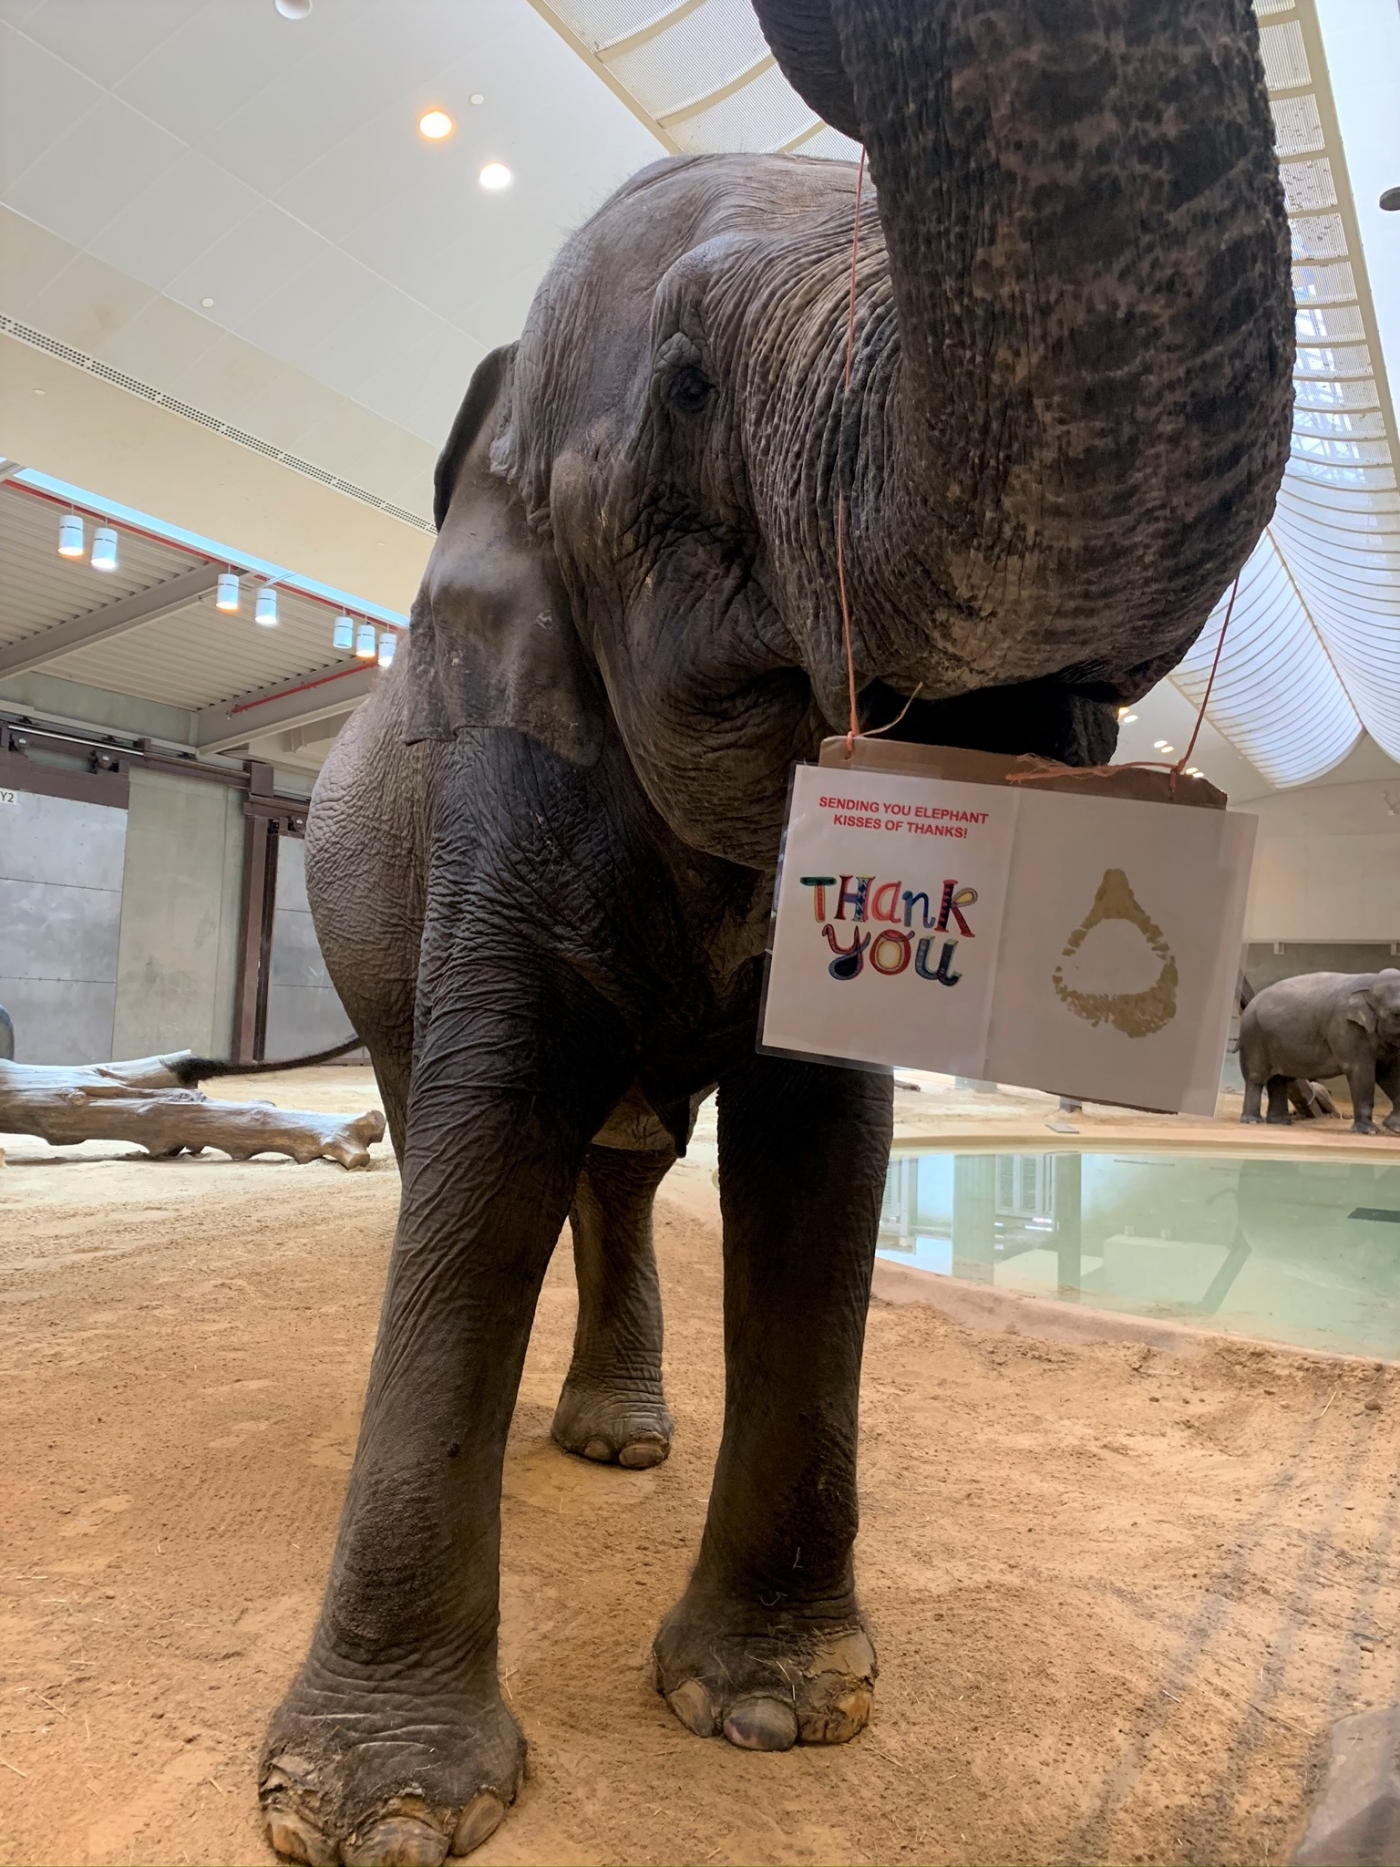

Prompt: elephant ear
xmin=1347 ymin=989 xmax=1378 ymax=1035
xmin=403 ymin=344 xmax=604 ymax=764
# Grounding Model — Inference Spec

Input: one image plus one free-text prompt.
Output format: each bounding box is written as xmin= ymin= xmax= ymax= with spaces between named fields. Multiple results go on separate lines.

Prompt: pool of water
xmin=876 ymin=1148 xmax=1400 ymax=1361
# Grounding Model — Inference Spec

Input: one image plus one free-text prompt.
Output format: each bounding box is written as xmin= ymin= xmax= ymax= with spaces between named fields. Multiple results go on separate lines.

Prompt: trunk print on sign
xmin=762 ymin=761 xmax=1255 ymax=1115
xmin=1053 ymin=869 xmax=1179 ymax=1039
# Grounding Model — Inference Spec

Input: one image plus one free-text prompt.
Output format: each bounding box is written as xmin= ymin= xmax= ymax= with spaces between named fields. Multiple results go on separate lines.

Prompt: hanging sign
xmin=759 ymin=739 xmax=1256 ymax=1116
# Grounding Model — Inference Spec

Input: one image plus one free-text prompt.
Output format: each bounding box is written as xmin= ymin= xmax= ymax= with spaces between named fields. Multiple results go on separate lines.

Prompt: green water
xmin=876 ymin=1150 xmax=1400 ymax=1360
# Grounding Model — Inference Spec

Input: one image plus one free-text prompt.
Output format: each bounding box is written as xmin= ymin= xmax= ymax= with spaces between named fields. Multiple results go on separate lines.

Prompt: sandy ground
xmin=3 ymin=1070 xmax=1400 ymax=1865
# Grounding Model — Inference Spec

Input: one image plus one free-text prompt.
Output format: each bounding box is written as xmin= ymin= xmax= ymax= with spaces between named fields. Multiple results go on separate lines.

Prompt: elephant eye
xmin=666 ymin=364 xmax=715 ymax=415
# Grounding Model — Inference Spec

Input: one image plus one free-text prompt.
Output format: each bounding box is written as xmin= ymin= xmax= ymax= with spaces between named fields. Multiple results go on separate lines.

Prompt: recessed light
xmin=200 ymin=296 xmax=215 ymax=308
xmin=479 ymin=162 xmax=512 ymax=191
xmin=1153 ymin=740 xmax=1170 ymax=750
xmin=275 ymin=0 xmax=312 ymax=17
xmin=419 ymin=109 xmax=453 ymax=140
xmin=1119 ymin=711 xmax=1138 ymax=723
xmin=469 ymin=93 xmax=484 ymax=106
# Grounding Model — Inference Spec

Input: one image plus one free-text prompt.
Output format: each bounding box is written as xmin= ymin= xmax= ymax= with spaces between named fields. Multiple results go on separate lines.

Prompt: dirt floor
xmin=4 ymin=1070 xmax=1400 ymax=1864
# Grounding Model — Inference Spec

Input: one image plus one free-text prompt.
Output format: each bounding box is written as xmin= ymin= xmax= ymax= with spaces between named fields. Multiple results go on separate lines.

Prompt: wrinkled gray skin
xmin=263 ymin=2 xmax=1293 ymax=1861
xmin=1240 ymin=973 xmax=1400 ymax=1135
xmin=0 ymin=1004 xmax=13 ymax=1062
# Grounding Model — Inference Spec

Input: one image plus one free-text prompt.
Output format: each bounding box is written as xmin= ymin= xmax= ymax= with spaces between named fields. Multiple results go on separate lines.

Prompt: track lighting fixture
xmin=90 ymin=524 xmax=119 ymax=572
xmin=216 ymin=571 xmax=240 ymax=612
xmin=58 ymin=512 xmax=84 ymax=558
xmin=255 ymin=586 xmax=279 ymax=626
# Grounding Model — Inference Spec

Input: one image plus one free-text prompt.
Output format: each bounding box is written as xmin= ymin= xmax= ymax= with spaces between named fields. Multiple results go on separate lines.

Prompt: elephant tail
xmin=166 ymin=1034 xmax=363 ymax=1085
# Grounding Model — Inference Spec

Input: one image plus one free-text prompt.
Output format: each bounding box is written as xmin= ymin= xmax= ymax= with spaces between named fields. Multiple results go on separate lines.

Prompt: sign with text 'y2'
xmin=759 ymin=743 xmax=1256 ymax=1116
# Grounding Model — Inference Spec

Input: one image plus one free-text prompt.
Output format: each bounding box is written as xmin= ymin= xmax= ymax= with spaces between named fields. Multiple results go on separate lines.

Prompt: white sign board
xmin=0 ymin=786 xmax=18 ymax=809
xmin=760 ymin=761 xmax=1256 ymax=1116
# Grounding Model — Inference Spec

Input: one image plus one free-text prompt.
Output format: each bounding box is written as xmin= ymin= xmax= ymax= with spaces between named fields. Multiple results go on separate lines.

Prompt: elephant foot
xmin=652 ymin=1591 xmax=876 ymax=1751
xmin=551 ymin=1372 xmax=672 ymax=1469
xmin=260 ymin=1665 xmax=523 ymax=1866
xmin=1353 ymin=1119 xmax=1380 ymax=1136
xmin=1383 ymin=1117 xmax=1400 ymax=1136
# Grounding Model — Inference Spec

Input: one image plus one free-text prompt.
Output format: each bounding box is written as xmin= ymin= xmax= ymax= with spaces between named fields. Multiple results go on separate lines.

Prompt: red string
xmin=1004 ymin=571 xmax=1242 ymax=796
xmin=837 ymin=151 xmax=866 ymax=754
xmin=1176 ymin=572 xmax=1239 ymax=775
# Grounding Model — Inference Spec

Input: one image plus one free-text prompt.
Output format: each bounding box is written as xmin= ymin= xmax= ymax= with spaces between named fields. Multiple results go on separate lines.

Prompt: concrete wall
xmin=265 ymin=834 xmax=358 ymax=1057
xmin=110 ymin=769 xmax=244 ymax=1060
xmin=1243 ymin=781 xmax=1400 ymax=943
xmin=0 ymin=785 xmax=127 ymax=1063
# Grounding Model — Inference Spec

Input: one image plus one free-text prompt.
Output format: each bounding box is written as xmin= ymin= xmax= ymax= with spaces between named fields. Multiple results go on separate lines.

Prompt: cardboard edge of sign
xmin=818 ymin=736 xmax=1227 ymax=812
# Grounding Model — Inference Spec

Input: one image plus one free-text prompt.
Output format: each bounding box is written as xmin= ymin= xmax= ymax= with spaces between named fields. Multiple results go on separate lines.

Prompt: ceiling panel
xmin=43 ymin=589 xmax=357 ymax=711
xmin=0 ymin=20 xmax=103 ymax=192
xmin=0 ymin=485 xmax=196 ymax=650
xmin=84 ymin=150 xmax=263 ymax=292
xmin=5 ymin=94 xmax=184 ymax=250
xmin=21 ymin=0 xmax=194 ymax=89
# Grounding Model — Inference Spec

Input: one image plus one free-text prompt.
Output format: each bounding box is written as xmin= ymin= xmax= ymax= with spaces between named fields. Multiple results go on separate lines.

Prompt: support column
xmin=231 ymin=761 xmax=279 ymax=1066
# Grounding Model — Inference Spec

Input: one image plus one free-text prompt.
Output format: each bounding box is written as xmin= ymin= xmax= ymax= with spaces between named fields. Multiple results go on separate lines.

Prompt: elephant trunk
xmin=753 ymin=0 xmax=1294 ymax=711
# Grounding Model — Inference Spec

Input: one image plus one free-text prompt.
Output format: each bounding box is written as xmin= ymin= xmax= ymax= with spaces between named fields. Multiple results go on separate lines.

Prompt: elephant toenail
xmin=666 ymin=1677 xmax=720 ymax=1736
xmin=450 ymin=1790 xmax=506 ymax=1856
xmin=265 ymin=1811 xmax=341 ymax=1867
xmin=798 ymin=1685 xmax=873 ymax=1744
xmin=342 ymin=1816 xmax=448 ymax=1867
xmin=582 ymin=1437 xmax=612 ymax=1461
xmin=618 ymin=1437 xmax=667 ymax=1469
xmin=723 ymin=1696 xmax=799 ymax=1751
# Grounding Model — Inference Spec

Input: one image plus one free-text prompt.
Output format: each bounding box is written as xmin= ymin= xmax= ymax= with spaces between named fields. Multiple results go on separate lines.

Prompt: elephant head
xmin=407 ymin=0 xmax=1293 ymax=866
xmin=1349 ymin=972 xmax=1400 ymax=1050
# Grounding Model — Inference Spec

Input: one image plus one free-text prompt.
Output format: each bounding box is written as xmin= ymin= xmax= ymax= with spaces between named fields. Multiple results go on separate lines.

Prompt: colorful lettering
xmin=870 ymin=880 xmax=902 ymax=923
xmin=835 ymin=875 xmax=873 ymax=922
xmin=901 ymin=889 xmax=936 ymax=930
xmin=799 ymin=876 xmax=837 ymax=921
xmin=823 ymin=924 xmax=870 ymax=979
xmin=914 ymin=937 xmax=962 ymax=985
xmin=869 ymin=929 xmax=912 ymax=975
xmin=937 ymin=881 xmax=978 ymax=937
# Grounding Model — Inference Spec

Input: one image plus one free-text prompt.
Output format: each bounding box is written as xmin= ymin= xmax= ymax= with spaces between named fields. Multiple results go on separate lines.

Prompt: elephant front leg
xmin=653 ymin=1056 xmax=890 ymax=1752
xmin=1378 ymin=1056 xmax=1400 ymax=1135
xmin=261 ymin=983 xmax=630 ymax=1867
xmin=552 ymin=1142 xmax=675 ymax=1469
xmin=1348 ymin=1055 xmax=1380 ymax=1134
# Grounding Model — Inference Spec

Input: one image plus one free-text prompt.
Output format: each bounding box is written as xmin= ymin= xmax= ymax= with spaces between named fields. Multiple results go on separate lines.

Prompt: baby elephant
xmin=1240 ymin=970 xmax=1400 ymax=1134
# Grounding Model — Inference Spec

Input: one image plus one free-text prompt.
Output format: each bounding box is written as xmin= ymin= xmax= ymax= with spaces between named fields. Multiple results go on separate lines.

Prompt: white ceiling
xmin=1 ymin=0 xmax=1396 ymax=800
xmin=0 ymin=0 xmax=663 ymax=521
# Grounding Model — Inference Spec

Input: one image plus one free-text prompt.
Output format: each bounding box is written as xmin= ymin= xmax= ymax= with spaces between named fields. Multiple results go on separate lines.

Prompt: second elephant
xmin=1239 ymin=972 xmax=1400 ymax=1135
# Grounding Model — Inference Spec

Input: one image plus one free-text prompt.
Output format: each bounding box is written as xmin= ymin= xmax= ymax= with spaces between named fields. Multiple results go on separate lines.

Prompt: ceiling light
xmin=332 ymin=613 xmax=355 ymax=653
xmin=1381 ymin=187 xmax=1400 ymax=212
xmin=1153 ymin=739 xmax=1170 ymax=750
xmin=469 ymin=93 xmax=484 ymax=106
xmin=255 ymin=586 xmax=279 ymax=626
xmin=1159 ymin=744 xmax=1175 ymax=756
xmin=91 ymin=524 xmax=119 ymax=572
xmin=216 ymin=571 xmax=240 ymax=612
xmin=58 ymin=512 xmax=84 ymax=558
xmin=1186 ymin=766 xmax=1204 ymax=777
xmin=1117 ymin=709 xmax=1138 ymax=723
xmin=479 ymin=162 xmax=512 ymax=191
xmin=274 ymin=0 xmax=312 ymax=17
xmin=377 ymin=630 xmax=397 ymax=668
xmin=201 ymin=296 xmax=215 ymax=308
xmin=419 ymin=110 xmax=453 ymax=140
xmin=354 ymin=620 xmax=377 ymax=660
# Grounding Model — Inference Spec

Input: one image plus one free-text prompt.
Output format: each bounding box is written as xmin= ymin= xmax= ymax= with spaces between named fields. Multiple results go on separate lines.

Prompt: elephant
xmin=1240 ymin=972 xmax=1400 ymax=1135
xmin=0 ymin=1003 xmax=13 ymax=1062
xmin=262 ymin=2 xmax=1293 ymax=1861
